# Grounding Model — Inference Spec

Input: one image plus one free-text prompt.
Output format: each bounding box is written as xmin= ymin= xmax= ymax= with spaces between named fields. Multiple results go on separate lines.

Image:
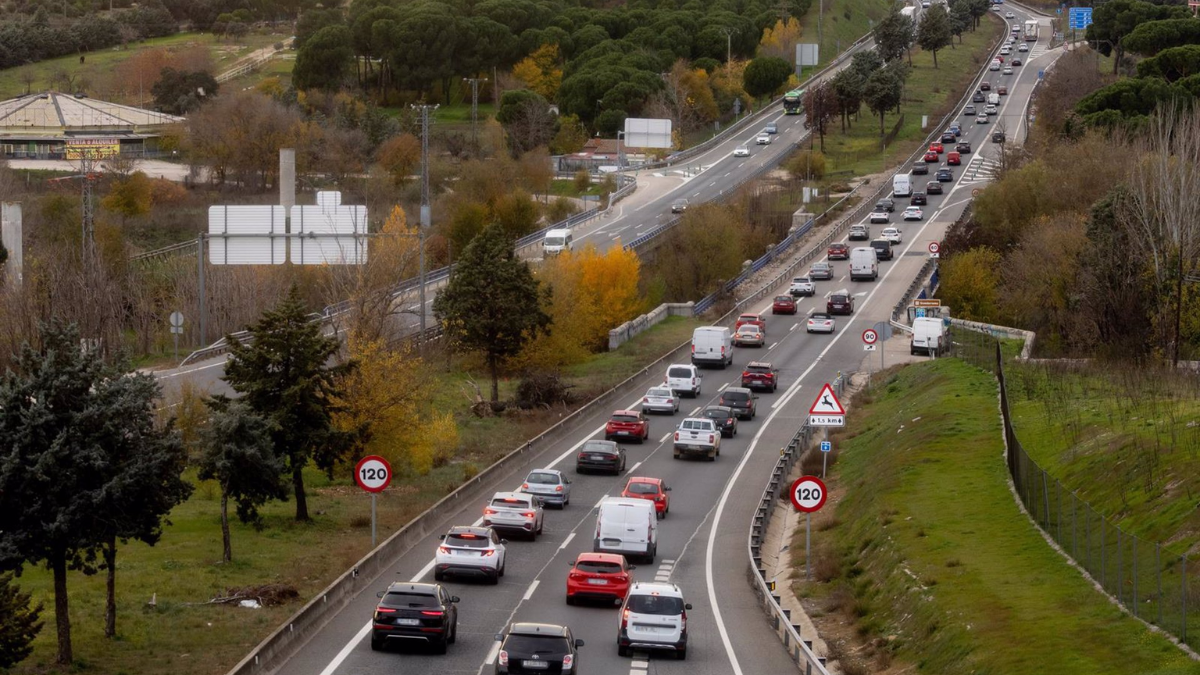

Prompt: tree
xmin=759 ymin=17 xmax=803 ymax=61
xmin=196 ymin=401 xmax=288 ymax=563
xmin=802 ymin=83 xmax=837 ymax=151
xmin=1136 ymin=45 xmax=1200 ymax=83
xmin=1124 ymin=18 xmax=1200 ymax=57
xmin=1087 ymin=0 xmax=1190 ymax=75
xmin=496 ymin=89 xmax=556 ymax=156
xmin=966 ymin=0 xmax=991 ymax=30
xmin=743 ymin=56 xmax=793 ymax=98
xmin=918 ymin=4 xmax=954 ymax=68
xmin=849 ymin=49 xmax=884 ymax=81
xmin=863 ymin=68 xmax=904 ymax=136
xmin=787 ymin=149 xmax=827 ymax=179
xmin=294 ymin=25 xmax=355 ymax=91
xmin=831 ymin=67 xmax=865 ymax=131
xmin=938 ymin=247 xmax=1003 ymax=321
xmin=223 ymin=285 xmax=352 ymax=522
xmin=550 ymin=114 xmax=589 ymax=154
xmin=151 ymin=68 xmax=218 ymax=115
xmin=874 ymin=7 xmax=915 ymax=63
xmin=433 ymin=223 xmax=550 ymax=402
xmin=294 ymin=8 xmax=345 ymax=51
xmin=949 ymin=0 xmax=973 ymax=44
xmin=0 ymin=573 xmax=42 ymax=669
xmin=101 ymin=171 xmax=153 ymax=222
xmin=1075 ymin=77 xmax=1181 ymax=125
xmin=376 ymin=133 xmax=421 ymax=185
xmin=513 ymin=43 xmax=563 ymax=100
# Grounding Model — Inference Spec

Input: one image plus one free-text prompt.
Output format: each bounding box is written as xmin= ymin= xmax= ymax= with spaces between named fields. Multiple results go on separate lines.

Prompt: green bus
xmin=783 ymin=89 xmax=805 ymax=114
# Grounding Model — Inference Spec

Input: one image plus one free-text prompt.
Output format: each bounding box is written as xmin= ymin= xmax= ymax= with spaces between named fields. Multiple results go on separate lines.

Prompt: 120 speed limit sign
xmin=355 ymin=455 xmax=393 ymax=494
xmin=790 ymin=476 xmax=828 ymax=513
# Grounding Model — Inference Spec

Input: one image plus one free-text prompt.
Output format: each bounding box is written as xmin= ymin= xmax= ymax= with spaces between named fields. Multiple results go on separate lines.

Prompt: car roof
xmin=629 ymin=581 xmax=684 ymax=598
xmin=508 ymin=622 xmax=570 ymax=637
xmin=747 ymin=360 xmax=773 ymax=368
xmin=448 ymin=525 xmax=494 ymax=537
xmin=386 ymin=582 xmax=439 ymax=594
xmin=492 ymin=491 xmax=532 ymax=501
xmin=625 ymin=475 xmax=663 ymax=485
xmin=527 ymin=468 xmax=563 ymax=477
xmin=612 ymin=409 xmax=641 ymax=416
xmin=575 ymin=551 xmax=627 ymax=564
xmin=702 ymin=405 xmax=733 ymax=413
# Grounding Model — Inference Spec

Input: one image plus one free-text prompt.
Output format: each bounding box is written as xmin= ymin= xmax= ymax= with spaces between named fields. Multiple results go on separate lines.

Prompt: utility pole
xmin=79 ymin=155 xmax=96 ymax=261
xmin=412 ymin=103 xmax=438 ymax=350
xmin=463 ymin=77 xmax=488 ymax=150
xmin=720 ymin=26 xmax=736 ymax=63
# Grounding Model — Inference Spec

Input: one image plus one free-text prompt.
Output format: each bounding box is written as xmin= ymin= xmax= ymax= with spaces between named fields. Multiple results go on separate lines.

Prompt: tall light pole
xmin=719 ymin=26 xmax=736 ymax=63
xmin=462 ymin=77 xmax=488 ymax=150
xmin=412 ymin=103 xmax=438 ymax=348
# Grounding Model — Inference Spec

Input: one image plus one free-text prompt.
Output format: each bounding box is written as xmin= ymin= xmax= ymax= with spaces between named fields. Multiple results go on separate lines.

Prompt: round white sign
xmin=862 ymin=329 xmax=878 ymax=345
xmin=354 ymin=455 xmax=392 ymax=494
xmin=790 ymin=476 xmax=828 ymax=513
xmin=928 ymin=242 xmax=941 ymax=255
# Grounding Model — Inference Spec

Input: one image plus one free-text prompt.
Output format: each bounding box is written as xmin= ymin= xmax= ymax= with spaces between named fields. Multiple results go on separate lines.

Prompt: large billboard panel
xmin=65 ymin=138 xmax=120 ymax=160
xmin=292 ymin=205 xmax=368 ymax=264
xmin=623 ymin=118 xmax=673 ymax=149
xmin=796 ymin=44 xmax=819 ymax=68
xmin=207 ymin=205 xmax=286 ymax=265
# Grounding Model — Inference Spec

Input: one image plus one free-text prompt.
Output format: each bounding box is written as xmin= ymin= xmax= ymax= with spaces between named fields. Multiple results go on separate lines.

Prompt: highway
xmin=265 ymin=10 xmax=1060 ymax=675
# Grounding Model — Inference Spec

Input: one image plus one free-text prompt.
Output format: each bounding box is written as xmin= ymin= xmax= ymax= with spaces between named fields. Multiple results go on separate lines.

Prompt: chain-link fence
xmin=952 ymin=329 xmax=1199 ymax=651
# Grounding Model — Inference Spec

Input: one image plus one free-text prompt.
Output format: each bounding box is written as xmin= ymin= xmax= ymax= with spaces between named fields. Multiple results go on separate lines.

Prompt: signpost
xmin=862 ymin=328 xmax=878 ymax=352
xmin=791 ymin=476 xmax=828 ymax=580
xmin=808 ymin=383 xmax=846 ymax=427
xmin=169 ymin=311 xmax=184 ymax=359
xmin=354 ymin=455 xmax=393 ymax=548
xmin=928 ymin=241 xmax=940 ymax=258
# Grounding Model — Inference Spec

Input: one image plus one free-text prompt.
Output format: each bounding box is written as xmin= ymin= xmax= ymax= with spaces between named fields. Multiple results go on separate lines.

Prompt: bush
xmin=545 ymin=197 xmax=579 ymax=223
xmin=787 ymin=150 xmax=827 ymax=180
xmin=515 ymin=372 xmax=575 ymax=409
xmin=573 ymin=169 xmax=591 ymax=194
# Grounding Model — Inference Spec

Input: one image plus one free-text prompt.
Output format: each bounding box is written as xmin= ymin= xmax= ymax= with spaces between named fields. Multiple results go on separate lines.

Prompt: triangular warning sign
xmin=809 ymin=383 xmax=846 ymax=416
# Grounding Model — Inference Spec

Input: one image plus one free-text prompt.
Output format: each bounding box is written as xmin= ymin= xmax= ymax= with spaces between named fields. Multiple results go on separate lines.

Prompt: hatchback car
xmin=606 ymin=409 xmax=650 ymax=443
xmin=947 ymin=151 xmax=961 ymax=165
xmin=985 ymin=104 xmax=998 ymax=115
xmin=372 ymin=582 xmax=459 ymax=653
xmin=940 ymin=131 xmax=956 ymax=143
xmin=772 ymin=295 xmax=797 ymax=314
xmin=733 ymin=324 xmax=765 ymax=347
xmin=964 ymin=104 xmax=977 ymax=115
xmin=1005 ymin=10 xmax=1015 ymax=17
xmin=992 ymin=130 xmax=1006 ymax=143
xmin=936 ymin=167 xmax=953 ymax=182
xmin=733 ymin=144 xmax=750 ymax=157
xmin=484 ymin=492 xmax=544 ymax=539
xmin=670 ymin=199 xmax=688 ymax=214
xmin=972 ymin=91 xmax=985 ymax=103
xmin=756 ymin=133 xmax=771 ymax=145
xmin=956 ymin=141 xmax=972 ymax=154
xmin=740 ymin=361 xmax=778 ymax=392
xmin=976 ymin=114 xmax=989 ymax=124
xmin=829 ymin=243 xmax=851 ymax=260
xmin=641 ymin=386 xmax=679 ymax=414
xmin=809 ymin=261 xmax=834 ymax=280
xmin=903 ymin=206 xmax=923 ymax=221
xmin=617 ymin=582 xmax=692 ymax=659
xmin=926 ymin=180 xmax=943 ymax=195
xmin=717 ymin=387 xmax=756 ymax=420
xmin=849 ymin=223 xmax=870 ymax=239
xmin=496 ymin=623 xmax=584 ymax=675
xmin=980 ymin=81 xmax=991 ymax=91
xmin=789 ymin=275 xmax=816 ymax=296
xmin=930 ymin=142 xmax=945 ymax=154
xmin=701 ymin=405 xmax=738 ymax=437
xmin=567 ymin=552 xmax=633 ymax=605
xmin=520 ymin=469 xmax=572 ymax=508
xmin=764 ymin=123 xmax=778 ymax=134
xmin=912 ymin=162 xmax=930 ymax=175
xmin=874 ymin=198 xmax=895 ymax=213
xmin=949 ymin=123 xmax=962 ymax=136
xmin=999 ymin=46 xmax=1011 ymax=56
xmin=827 ymin=291 xmax=854 ymax=315
xmin=1018 ymin=43 xmax=1028 ymax=52
xmin=869 ymin=210 xmax=890 ymax=225
xmin=1012 ymin=57 xmax=1022 ymax=65
xmin=621 ymin=476 xmax=672 ymax=515
xmin=998 ymin=85 xmax=1009 ymax=95
xmin=911 ymin=191 xmax=927 ymax=205
xmin=1003 ymin=66 xmax=1013 ymax=76
xmin=735 ymin=313 xmax=766 ymax=331
xmin=576 ymin=439 xmax=626 ymax=475
xmin=806 ymin=312 xmax=836 ymax=334
xmin=435 ymin=526 xmax=506 ymax=583
xmin=882 ymin=227 xmax=902 ymax=244
xmin=923 ymin=150 xmax=939 ymax=162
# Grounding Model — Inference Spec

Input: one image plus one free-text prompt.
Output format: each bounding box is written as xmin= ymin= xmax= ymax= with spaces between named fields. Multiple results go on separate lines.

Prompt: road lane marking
xmin=316 ymin=623 xmax=372 ymax=675
xmin=522 ymin=580 xmax=540 ymax=601
xmin=660 ymin=432 xmax=672 ymax=443
xmin=768 ymin=342 xmax=777 ymax=350
xmin=627 ymin=461 xmax=643 ymax=474
xmin=790 ymin=323 xmax=798 ymax=331
xmin=484 ymin=641 xmax=501 ymax=665
xmin=559 ymin=532 xmax=576 ymax=550
xmin=718 ymin=382 xmax=729 ymax=392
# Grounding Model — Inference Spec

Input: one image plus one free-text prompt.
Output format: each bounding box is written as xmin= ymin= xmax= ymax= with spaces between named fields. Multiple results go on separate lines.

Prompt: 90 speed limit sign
xmin=790 ymin=475 xmax=828 ymax=513
xmin=354 ymin=455 xmax=393 ymax=494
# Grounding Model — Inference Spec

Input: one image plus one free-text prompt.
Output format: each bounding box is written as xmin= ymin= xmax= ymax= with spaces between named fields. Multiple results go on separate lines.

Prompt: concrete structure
xmin=0 ymin=91 xmax=184 ymax=160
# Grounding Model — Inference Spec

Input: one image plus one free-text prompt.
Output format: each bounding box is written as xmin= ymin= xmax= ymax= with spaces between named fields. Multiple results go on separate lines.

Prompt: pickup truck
xmin=672 ymin=418 xmax=720 ymax=461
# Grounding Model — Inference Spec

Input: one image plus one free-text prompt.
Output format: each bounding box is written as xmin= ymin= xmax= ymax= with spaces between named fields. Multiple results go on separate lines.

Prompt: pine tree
xmin=0 ymin=573 xmax=43 ymax=668
xmin=918 ymin=4 xmax=954 ymax=68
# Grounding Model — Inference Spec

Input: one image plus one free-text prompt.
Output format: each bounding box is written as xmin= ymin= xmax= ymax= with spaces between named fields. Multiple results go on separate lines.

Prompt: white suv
xmin=483 ymin=492 xmax=544 ymax=540
xmin=788 ymin=276 xmax=815 ymax=297
xmin=617 ymin=582 xmax=692 ymax=659
xmin=435 ymin=526 xmax=506 ymax=583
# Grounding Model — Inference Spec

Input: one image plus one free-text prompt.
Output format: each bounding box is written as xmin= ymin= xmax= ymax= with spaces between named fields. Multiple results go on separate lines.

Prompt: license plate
xmin=396 ymin=618 xmax=421 ymax=626
xmin=523 ymin=660 xmax=549 ymax=670
xmin=590 ymin=455 xmax=606 ymax=460
xmin=587 ymin=578 xmax=609 ymax=585
xmin=634 ymin=624 xmax=665 ymax=633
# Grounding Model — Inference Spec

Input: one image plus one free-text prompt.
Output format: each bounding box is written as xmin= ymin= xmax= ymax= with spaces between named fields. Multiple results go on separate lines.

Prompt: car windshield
xmin=723 ymin=391 xmax=750 ymax=402
xmin=582 ymin=441 xmax=616 ymax=454
xmin=491 ymin=496 xmax=531 ymax=508
xmin=811 ymin=313 xmax=831 ymax=320
xmin=626 ymin=481 xmax=661 ymax=494
xmin=703 ymin=408 xmax=730 ymax=419
xmin=667 ymin=367 xmax=692 ymax=378
xmin=503 ymin=634 xmax=571 ymax=657
xmin=446 ymin=533 xmax=490 ymax=548
xmin=576 ymin=560 xmax=623 ymax=574
xmin=775 ymin=296 xmax=791 ymax=302
xmin=544 ymin=236 xmax=565 ymax=247
xmin=611 ymin=414 xmax=640 ymax=423
xmin=647 ymin=387 xmax=672 ymax=397
xmin=526 ymin=472 xmax=559 ymax=485
xmin=381 ymin=592 xmax=438 ymax=609
xmin=627 ymin=594 xmax=685 ymax=615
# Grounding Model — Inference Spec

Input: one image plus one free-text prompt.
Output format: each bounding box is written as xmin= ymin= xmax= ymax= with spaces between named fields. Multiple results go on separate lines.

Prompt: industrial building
xmin=0 ymin=91 xmax=183 ymax=160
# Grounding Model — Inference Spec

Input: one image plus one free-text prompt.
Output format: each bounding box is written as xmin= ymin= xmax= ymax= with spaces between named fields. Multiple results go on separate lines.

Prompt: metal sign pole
xmin=371 ymin=493 xmax=377 ymax=549
xmin=822 ymin=428 xmax=829 ymax=478
xmin=805 ymin=513 xmax=812 ymax=581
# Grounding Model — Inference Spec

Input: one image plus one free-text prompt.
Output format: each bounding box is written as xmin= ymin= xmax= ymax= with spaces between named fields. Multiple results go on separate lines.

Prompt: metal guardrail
xmin=130 ymin=239 xmax=198 ymax=263
xmin=747 ymin=372 xmax=846 ymax=675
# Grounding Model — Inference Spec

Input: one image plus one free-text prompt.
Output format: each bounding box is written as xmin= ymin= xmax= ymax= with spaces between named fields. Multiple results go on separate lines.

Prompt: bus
xmin=783 ymin=89 xmax=805 ymax=114
xmin=1024 ymin=19 xmax=1038 ymax=41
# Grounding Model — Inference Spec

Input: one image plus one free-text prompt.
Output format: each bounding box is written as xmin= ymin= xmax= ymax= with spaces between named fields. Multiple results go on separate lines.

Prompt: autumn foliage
xmin=513 ymin=44 xmax=564 ymax=100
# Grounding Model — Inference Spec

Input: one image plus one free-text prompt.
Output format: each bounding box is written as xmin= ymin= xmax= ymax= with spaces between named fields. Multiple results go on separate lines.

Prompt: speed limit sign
xmin=790 ymin=476 xmax=828 ymax=513
xmin=862 ymin=329 xmax=878 ymax=345
xmin=928 ymin=242 xmax=941 ymax=258
xmin=355 ymin=455 xmax=393 ymax=494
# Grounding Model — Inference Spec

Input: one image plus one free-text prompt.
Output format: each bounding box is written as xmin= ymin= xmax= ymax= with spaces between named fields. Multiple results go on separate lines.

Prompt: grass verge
xmin=792 ymin=359 xmax=1198 ymax=675
xmin=8 ymin=315 xmax=699 ymax=675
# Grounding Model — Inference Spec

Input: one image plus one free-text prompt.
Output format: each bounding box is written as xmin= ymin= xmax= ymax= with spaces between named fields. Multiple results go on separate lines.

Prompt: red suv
xmin=828 ymin=242 xmax=849 ymax=259
xmin=605 ymin=409 xmax=649 ymax=444
xmin=621 ymin=477 xmax=671 ymax=517
xmin=566 ymin=552 xmax=633 ymax=606
xmin=772 ymin=295 xmax=797 ymax=314
xmin=827 ymin=292 xmax=855 ymax=315
xmin=740 ymin=361 xmax=778 ymax=392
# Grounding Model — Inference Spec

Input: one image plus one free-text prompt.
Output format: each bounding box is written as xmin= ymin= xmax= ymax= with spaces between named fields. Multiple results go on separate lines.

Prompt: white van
xmin=911 ymin=317 xmax=949 ymax=356
xmin=893 ymin=173 xmax=912 ymax=197
xmin=987 ymin=93 xmax=1000 ymax=105
xmin=690 ymin=326 xmax=733 ymax=368
xmin=849 ymin=247 xmax=878 ymax=281
xmin=542 ymin=228 xmax=573 ymax=255
xmin=664 ymin=363 xmax=702 ymax=398
xmin=594 ymin=498 xmax=658 ymax=562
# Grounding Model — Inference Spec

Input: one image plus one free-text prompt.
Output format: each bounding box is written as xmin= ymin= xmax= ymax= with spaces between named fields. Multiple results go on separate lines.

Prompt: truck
xmin=783 ymin=89 xmax=805 ymax=114
xmin=1024 ymin=19 xmax=1038 ymax=41
xmin=910 ymin=317 xmax=949 ymax=356
xmin=893 ymin=172 xmax=912 ymax=197
xmin=673 ymin=418 xmax=721 ymax=461
xmin=900 ymin=6 xmax=916 ymax=20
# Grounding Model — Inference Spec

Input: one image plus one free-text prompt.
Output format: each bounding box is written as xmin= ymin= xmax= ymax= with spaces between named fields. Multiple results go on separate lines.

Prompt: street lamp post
xmin=615 ymin=130 xmax=626 ymax=169
xmin=411 ymin=103 xmax=438 ymax=351
xmin=462 ymin=77 xmax=488 ymax=150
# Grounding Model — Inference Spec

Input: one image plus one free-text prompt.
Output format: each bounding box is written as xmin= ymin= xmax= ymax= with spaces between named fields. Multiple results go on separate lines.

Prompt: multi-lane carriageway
xmin=234 ymin=10 xmax=1060 ymax=675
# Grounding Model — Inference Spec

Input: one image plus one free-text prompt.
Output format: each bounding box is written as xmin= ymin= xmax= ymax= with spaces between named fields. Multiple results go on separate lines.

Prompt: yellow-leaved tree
xmin=333 ymin=336 xmax=458 ymax=477
xmin=759 ymin=18 xmax=804 ymax=61
xmin=324 ymin=205 xmax=420 ymax=343
xmin=512 ymin=43 xmax=563 ymax=100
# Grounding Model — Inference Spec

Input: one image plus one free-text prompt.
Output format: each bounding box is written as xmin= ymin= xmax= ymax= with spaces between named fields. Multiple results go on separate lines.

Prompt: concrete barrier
xmin=608 ymin=302 xmax=694 ymax=350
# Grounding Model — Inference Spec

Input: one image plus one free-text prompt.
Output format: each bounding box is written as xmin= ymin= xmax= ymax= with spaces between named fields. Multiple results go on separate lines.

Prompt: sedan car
xmin=980 ymin=81 xmax=991 ymax=91
xmin=717 ymin=387 xmax=756 ymax=420
xmin=936 ymin=167 xmax=953 ymax=182
xmin=998 ymin=85 xmax=1008 ymax=95
xmin=606 ymin=409 xmax=650 ymax=443
xmin=520 ymin=469 xmax=571 ymax=508
xmin=806 ymin=312 xmax=836 ymax=334
xmin=641 ymin=386 xmax=679 ymax=414
xmin=1012 ymin=57 xmax=1023 ymax=66
xmin=575 ymin=439 xmax=626 ymax=475
xmin=882 ymin=227 xmax=902 ymax=244
xmin=756 ymin=133 xmax=772 ymax=145
xmin=483 ymin=492 xmax=544 ymax=539
xmin=956 ymin=141 xmax=972 ymax=154
xmin=809 ymin=261 xmax=834 ymax=280
xmin=869 ymin=210 xmax=890 ymax=224
xmin=495 ymin=623 xmax=583 ymax=675
xmin=735 ymin=313 xmax=766 ymax=331
xmin=772 ymin=295 xmax=797 ymax=314
xmin=734 ymin=324 xmax=765 ymax=347
xmin=827 ymin=291 xmax=854 ymax=315
xmin=566 ymin=552 xmax=633 ymax=605
xmin=949 ymin=123 xmax=962 ymax=136
xmin=926 ymin=181 xmax=943 ymax=195
xmin=903 ymin=206 xmax=924 ymax=221
xmin=741 ymin=360 xmax=778 ymax=392
xmin=924 ymin=150 xmax=940 ymax=162
xmin=929 ymin=142 xmax=944 ymax=154
xmin=828 ymin=242 xmax=850 ymax=258
xmin=912 ymin=162 xmax=930 ymax=175
xmin=372 ymin=582 xmax=459 ymax=653
xmin=964 ymin=104 xmax=977 ymax=115
xmin=911 ymin=191 xmax=927 ymax=205
xmin=670 ymin=199 xmax=689 ymax=213
xmin=1003 ymin=66 xmax=1013 ymax=75
xmin=940 ymin=132 xmax=956 ymax=144
xmin=764 ymin=123 xmax=778 ymax=134
xmin=701 ymin=405 xmax=738 ymax=437
xmin=976 ymin=114 xmax=990 ymax=124
xmin=435 ymin=526 xmax=506 ymax=583
xmin=1018 ymin=43 xmax=1028 ymax=52
xmin=1005 ymin=10 xmax=1015 ymax=18
xmin=621 ymin=476 xmax=672 ymax=515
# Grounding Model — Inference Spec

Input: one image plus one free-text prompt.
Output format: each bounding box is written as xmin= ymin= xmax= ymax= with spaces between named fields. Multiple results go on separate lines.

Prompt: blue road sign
xmin=1068 ymin=7 xmax=1093 ymax=30
xmin=821 ymin=441 xmax=832 ymax=453
xmin=915 ymin=308 xmax=926 ymax=318
xmin=1056 ymin=8 xmax=1061 ymax=14
xmin=1038 ymin=69 xmax=1045 ymax=79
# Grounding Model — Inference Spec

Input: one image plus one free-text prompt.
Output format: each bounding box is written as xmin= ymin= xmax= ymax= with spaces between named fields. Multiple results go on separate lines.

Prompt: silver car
xmin=809 ymin=261 xmax=834 ymax=280
xmin=483 ymin=491 xmax=544 ymax=540
xmin=642 ymin=386 xmax=680 ymax=414
xmin=520 ymin=469 xmax=571 ymax=508
xmin=733 ymin=144 xmax=750 ymax=157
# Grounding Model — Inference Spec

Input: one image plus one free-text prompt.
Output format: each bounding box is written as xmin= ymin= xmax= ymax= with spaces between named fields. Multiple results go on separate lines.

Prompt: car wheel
xmin=370 ymin=636 xmax=383 ymax=651
xmin=707 ymin=452 xmax=716 ymax=462
xmin=434 ymin=569 xmax=444 ymax=582
xmin=490 ymin=572 xmax=500 ymax=585
xmin=660 ymin=508 xmax=667 ymax=520
xmin=435 ymin=638 xmax=448 ymax=655
xmin=563 ymin=496 xmax=570 ymax=507
xmin=619 ymin=644 xmax=631 ymax=657
xmin=537 ymin=519 xmax=544 ymax=535
xmin=566 ymin=595 xmax=575 ymax=606
xmin=448 ymin=621 xmax=458 ymax=644
xmin=673 ymin=451 xmax=681 ymax=459
xmin=677 ymin=647 xmax=687 ymax=660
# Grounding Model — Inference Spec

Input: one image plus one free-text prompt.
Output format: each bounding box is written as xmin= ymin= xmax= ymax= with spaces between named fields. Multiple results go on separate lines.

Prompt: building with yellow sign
xmin=0 ymin=91 xmax=183 ymax=160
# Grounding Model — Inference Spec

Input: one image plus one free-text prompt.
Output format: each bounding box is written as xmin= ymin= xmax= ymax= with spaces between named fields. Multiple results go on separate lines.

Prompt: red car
xmin=605 ymin=409 xmax=649 ymax=443
xmin=566 ymin=552 xmax=633 ymax=606
xmin=772 ymin=295 xmax=797 ymax=315
xmin=929 ymin=142 xmax=944 ymax=154
xmin=621 ymin=477 xmax=671 ymax=517
xmin=946 ymin=151 xmax=961 ymax=165
xmin=740 ymin=361 xmax=778 ymax=392
xmin=923 ymin=150 xmax=939 ymax=162
xmin=828 ymin=242 xmax=850 ymax=259
xmin=735 ymin=313 xmax=766 ymax=332
xmin=980 ymin=81 xmax=991 ymax=91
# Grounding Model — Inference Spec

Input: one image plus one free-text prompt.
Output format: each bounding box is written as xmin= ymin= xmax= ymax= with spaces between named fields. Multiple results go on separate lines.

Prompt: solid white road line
xmin=660 ymin=432 xmax=672 ymax=443
xmin=768 ymin=342 xmax=777 ymax=350
xmin=626 ymin=461 xmax=643 ymax=474
xmin=718 ymin=382 xmax=729 ymax=392
xmin=317 ymin=623 xmax=372 ymax=675
xmin=690 ymin=406 xmax=701 ymax=416
xmin=790 ymin=323 xmax=798 ymax=331
xmin=522 ymin=580 xmax=540 ymax=601
xmin=484 ymin=641 xmax=501 ymax=665
xmin=559 ymin=532 xmax=576 ymax=550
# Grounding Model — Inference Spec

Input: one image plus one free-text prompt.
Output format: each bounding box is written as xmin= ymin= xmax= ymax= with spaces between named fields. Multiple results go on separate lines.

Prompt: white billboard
xmin=623 ymin=118 xmax=673 ymax=149
xmin=292 ymin=205 xmax=369 ymax=265
xmin=208 ymin=205 xmax=286 ymax=265
xmin=796 ymin=44 xmax=819 ymax=68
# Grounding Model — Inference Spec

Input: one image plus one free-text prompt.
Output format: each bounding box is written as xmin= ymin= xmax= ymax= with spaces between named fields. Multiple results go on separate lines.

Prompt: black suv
xmin=875 ymin=198 xmax=895 ymax=212
xmin=936 ymin=167 xmax=954 ymax=182
xmin=702 ymin=405 xmax=738 ymax=437
xmin=992 ymin=131 xmax=1006 ymax=143
xmin=372 ymin=582 xmax=459 ymax=653
xmin=870 ymin=238 xmax=894 ymax=261
xmin=972 ymin=91 xmax=985 ymax=102
xmin=496 ymin=622 xmax=584 ymax=675
xmin=956 ymin=141 xmax=972 ymax=154
xmin=911 ymin=162 xmax=929 ymax=175
xmin=911 ymin=191 xmax=927 ymax=205
xmin=717 ymin=387 xmax=757 ymax=420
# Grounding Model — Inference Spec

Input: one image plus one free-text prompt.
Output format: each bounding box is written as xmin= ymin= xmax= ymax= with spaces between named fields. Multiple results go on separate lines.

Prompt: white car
xmin=976 ymin=114 xmax=990 ymax=124
xmin=882 ymin=227 xmax=902 ymax=244
xmin=992 ymin=4 xmax=1001 ymax=11
xmin=989 ymin=61 xmax=1001 ymax=71
xmin=1018 ymin=43 xmax=1028 ymax=52
xmin=435 ymin=525 xmax=506 ymax=583
xmin=733 ymin=144 xmax=750 ymax=157
xmin=1003 ymin=66 xmax=1014 ymax=75
xmin=806 ymin=312 xmax=836 ymax=334
xmin=903 ymin=206 xmax=923 ymax=221
xmin=483 ymin=492 xmax=544 ymax=540
xmin=985 ymin=104 xmax=998 ymax=115
xmin=520 ymin=469 xmax=571 ymax=508
xmin=789 ymin=275 xmax=816 ymax=297
xmin=1005 ymin=10 xmax=1015 ymax=18
xmin=755 ymin=133 xmax=772 ymax=145
xmin=642 ymin=386 xmax=680 ymax=414
xmin=869 ymin=210 xmax=890 ymax=224
xmin=1000 ymin=46 xmax=1011 ymax=55
xmin=617 ymin=582 xmax=693 ymax=657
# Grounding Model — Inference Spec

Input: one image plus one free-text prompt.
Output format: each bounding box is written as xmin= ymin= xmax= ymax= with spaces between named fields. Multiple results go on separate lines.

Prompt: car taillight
xmin=421 ymin=610 xmax=444 ymax=616
xmin=673 ymin=432 xmax=679 ymax=441
xmin=482 ymin=550 xmax=495 ymax=557
xmin=578 ymin=453 xmax=587 ymax=459
xmin=720 ymin=346 xmax=726 ymax=354
xmin=375 ymin=607 xmax=395 ymax=613
xmin=522 ymin=483 xmax=529 ymax=490
xmin=617 ymin=574 xmax=628 ymax=582
xmin=555 ymin=485 xmax=563 ymax=492
xmin=484 ymin=508 xmax=496 ymax=515
xmin=709 ymin=434 xmax=715 ymax=443
xmin=621 ymin=609 xmax=630 ymax=629
xmin=523 ymin=511 xmax=536 ymax=518
xmin=563 ymin=654 xmax=574 ymax=670
xmin=741 ymin=371 xmax=750 ymax=378
xmin=681 ymin=609 xmax=688 ymax=630
xmin=498 ymin=650 xmax=509 ymax=666
xmin=437 ymin=546 xmax=450 ymax=554
xmin=570 ymin=572 xmax=582 ymax=580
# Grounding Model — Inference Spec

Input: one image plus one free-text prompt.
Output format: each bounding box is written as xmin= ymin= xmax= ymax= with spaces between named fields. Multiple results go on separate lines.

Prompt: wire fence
xmin=952 ymin=328 xmax=1200 ymax=651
